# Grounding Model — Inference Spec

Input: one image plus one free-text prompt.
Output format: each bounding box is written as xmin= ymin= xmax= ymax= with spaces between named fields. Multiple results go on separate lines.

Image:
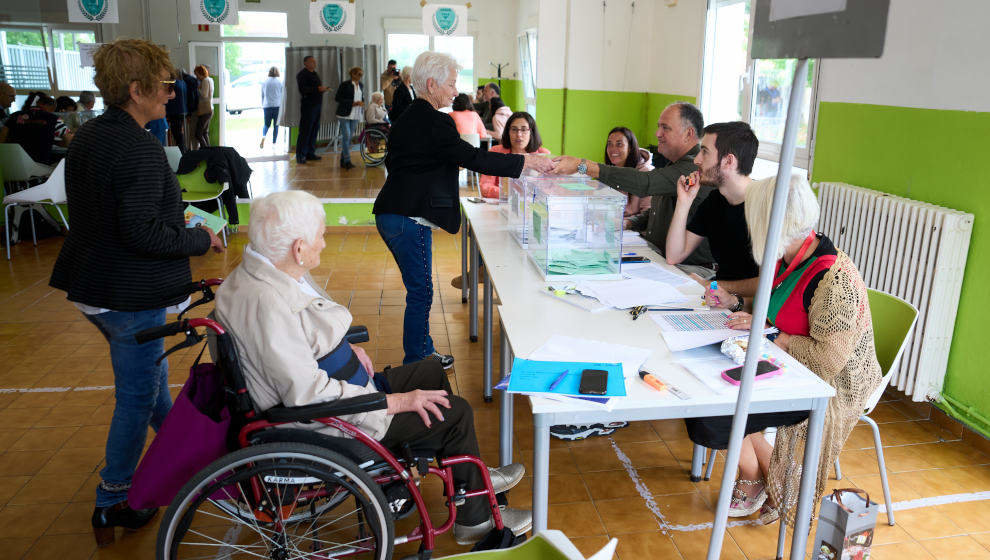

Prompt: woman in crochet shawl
xmin=723 ymin=175 xmax=882 ymax=526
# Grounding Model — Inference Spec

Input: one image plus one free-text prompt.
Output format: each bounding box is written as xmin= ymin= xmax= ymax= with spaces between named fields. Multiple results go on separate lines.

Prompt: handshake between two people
xmin=520 ymin=154 xmax=605 ymax=176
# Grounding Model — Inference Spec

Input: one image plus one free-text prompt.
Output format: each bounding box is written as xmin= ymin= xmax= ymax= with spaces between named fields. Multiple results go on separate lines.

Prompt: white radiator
xmin=816 ymin=182 xmax=974 ymax=402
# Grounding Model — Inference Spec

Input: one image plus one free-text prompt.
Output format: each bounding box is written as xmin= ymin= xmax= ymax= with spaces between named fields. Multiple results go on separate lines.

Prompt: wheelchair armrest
xmin=345 ymin=325 xmax=369 ymax=344
xmin=263 ymin=393 xmax=387 ymax=423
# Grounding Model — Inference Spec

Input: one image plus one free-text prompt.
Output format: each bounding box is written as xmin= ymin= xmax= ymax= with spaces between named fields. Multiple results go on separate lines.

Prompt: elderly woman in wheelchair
xmin=192 ymin=190 xmax=529 ymax=553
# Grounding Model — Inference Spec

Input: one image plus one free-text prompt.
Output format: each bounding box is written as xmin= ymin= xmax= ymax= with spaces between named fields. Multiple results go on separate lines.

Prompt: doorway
xmin=223 ymin=41 xmax=289 ymax=161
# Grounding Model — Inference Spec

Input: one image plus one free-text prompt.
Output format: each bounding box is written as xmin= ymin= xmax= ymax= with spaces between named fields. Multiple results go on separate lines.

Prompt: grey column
xmin=532 ymin=413 xmax=552 ymax=532
xmin=469 ymin=231 xmax=479 ymax=342
xmin=483 ymin=267 xmax=493 ymax=402
xmin=790 ymin=396 xmax=828 ymax=560
xmin=460 ymin=211 xmax=468 ymax=303
xmin=499 ymin=322 xmax=514 ymax=466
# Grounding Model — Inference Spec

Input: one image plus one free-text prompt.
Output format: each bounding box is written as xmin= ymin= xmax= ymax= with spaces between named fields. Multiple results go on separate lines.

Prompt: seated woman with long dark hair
xmin=601 ymin=126 xmax=654 ymax=220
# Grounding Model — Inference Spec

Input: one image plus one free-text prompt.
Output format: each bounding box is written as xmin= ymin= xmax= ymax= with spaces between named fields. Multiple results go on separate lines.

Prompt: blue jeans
xmin=297 ymin=102 xmax=321 ymax=162
xmin=376 ymin=213 xmax=435 ymax=364
xmin=339 ymin=118 xmax=357 ymax=164
xmin=85 ymin=308 xmax=171 ymax=507
xmin=262 ymin=106 xmax=279 ymax=142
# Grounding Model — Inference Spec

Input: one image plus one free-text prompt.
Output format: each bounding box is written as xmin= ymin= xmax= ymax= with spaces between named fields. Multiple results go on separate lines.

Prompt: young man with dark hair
xmin=666 ymin=121 xmax=761 ymax=308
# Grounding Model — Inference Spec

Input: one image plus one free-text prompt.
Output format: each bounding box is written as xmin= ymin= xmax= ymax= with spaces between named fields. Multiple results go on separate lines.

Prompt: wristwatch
xmin=730 ymin=293 xmax=745 ymax=313
xmin=577 ymin=158 xmax=588 ymax=175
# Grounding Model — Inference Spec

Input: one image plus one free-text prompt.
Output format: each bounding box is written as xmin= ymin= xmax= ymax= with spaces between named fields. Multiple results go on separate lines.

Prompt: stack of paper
xmin=547 ymin=249 xmax=614 ymax=275
xmin=622 ymin=230 xmax=649 ymax=247
xmin=652 ymin=310 xmax=777 ymax=351
xmin=575 ymin=277 xmax=692 ymax=309
xmin=622 ymin=262 xmax=694 ymax=287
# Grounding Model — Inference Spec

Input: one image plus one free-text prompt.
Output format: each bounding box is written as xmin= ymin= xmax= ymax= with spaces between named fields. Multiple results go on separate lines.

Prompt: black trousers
xmin=194 ymin=113 xmax=212 ymax=149
xmin=297 ymin=103 xmax=321 ymax=162
xmin=166 ymin=115 xmax=187 ymax=154
xmin=379 ymin=359 xmax=488 ymax=525
xmin=684 ymin=410 xmax=810 ymax=450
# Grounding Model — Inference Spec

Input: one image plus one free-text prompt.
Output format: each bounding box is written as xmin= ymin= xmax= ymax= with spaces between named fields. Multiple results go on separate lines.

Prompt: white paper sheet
xmin=673 ymin=345 xmax=822 ymax=395
xmin=622 ymin=230 xmax=648 ymax=247
xmin=575 ymin=277 xmax=692 ymax=309
xmin=621 ymin=262 xmax=694 ymax=287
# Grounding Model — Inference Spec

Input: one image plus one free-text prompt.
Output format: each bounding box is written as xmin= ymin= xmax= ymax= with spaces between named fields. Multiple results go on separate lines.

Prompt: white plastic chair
xmin=164 ymin=146 xmax=182 ymax=172
xmin=460 ymin=133 xmax=481 ymax=191
xmin=0 ymin=143 xmax=54 ymax=193
xmin=4 ymin=159 xmax=69 ymax=260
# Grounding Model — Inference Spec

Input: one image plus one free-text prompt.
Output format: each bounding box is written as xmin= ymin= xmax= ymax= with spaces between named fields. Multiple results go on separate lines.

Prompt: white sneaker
xmin=453 ymin=507 xmax=532 ymax=545
xmin=488 ymin=463 xmax=524 ymax=494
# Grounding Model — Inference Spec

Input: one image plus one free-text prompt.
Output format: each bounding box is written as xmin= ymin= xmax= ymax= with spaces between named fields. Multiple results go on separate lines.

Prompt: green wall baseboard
xmin=812 ymin=100 xmax=989 ymax=434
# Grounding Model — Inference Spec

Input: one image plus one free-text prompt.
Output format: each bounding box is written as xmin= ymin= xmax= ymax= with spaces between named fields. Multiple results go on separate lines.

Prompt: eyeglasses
xmin=509 ymin=127 xmax=530 ymax=134
xmin=161 ymin=80 xmax=176 ymax=93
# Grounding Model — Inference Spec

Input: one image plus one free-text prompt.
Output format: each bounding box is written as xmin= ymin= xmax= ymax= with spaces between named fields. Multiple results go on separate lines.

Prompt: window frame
xmin=383 ymin=18 xmax=478 ymax=94
xmin=698 ymin=0 xmax=821 ymax=169
xmin=0 ymin=22 xmax=103 ymax=97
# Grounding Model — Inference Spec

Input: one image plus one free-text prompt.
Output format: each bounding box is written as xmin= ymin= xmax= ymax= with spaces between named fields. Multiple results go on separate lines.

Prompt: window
xmin=52 ymin=30 xmax=97 ymax=92
xmin=699 ymin=0 xmax=818 ymax=166
xmin=387 ymin=33 xmax=475 ymax=93
xmin=221 ymin=11 xmax=288 ymax=38
xmin=518 ymin=30 xmax=537 ymax=115
xmin=0 ymin=28 xmax=51 ymax=89
xmin=434 ymin=35 xmax=473 ymax=93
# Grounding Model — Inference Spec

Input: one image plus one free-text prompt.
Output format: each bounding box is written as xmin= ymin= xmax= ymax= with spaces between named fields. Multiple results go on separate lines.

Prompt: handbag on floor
xmin=128 ymin=359 xmax=231 ymax=509
xmin=812 ymin=488 xmax=879 ymax=560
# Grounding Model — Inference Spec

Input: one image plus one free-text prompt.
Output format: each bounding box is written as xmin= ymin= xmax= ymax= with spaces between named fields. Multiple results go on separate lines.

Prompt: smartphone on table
xmin=578 ymin=369 xmax=608 ymax=395
xmin=720 ymin=360 xmax=781 ymax=386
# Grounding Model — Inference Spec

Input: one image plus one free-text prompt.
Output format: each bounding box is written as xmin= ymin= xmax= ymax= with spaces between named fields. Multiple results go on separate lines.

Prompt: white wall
xmin=536 ymin=0 xmax=567 ymax=89
xmin=649 ymin=0 xmax=706 ymax=97
xmin=562 ymin=0 xmax=655 ymax=92
xmin=817 ymin=0 xmax=990 ymax=112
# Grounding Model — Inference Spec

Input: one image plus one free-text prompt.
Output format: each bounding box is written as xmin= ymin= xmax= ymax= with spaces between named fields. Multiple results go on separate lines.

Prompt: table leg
xmin=469 ymin=231 xmax=479 ymax=343
xmin=483 ymin=267 xmax=493 ymax=403
xmin=790 ymin=397 xmax=829 ymax=560
xmin=532 ymin=414 xmax=551 ymax=533
xmin=499 ymin=323 xmax=513 ymax=466
xmin=460 ymin=213 xmax=468 ymax=304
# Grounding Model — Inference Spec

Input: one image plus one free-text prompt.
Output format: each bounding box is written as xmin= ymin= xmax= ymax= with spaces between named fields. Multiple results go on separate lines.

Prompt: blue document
xmin=505 ymin=358 xmax=626 ymax=397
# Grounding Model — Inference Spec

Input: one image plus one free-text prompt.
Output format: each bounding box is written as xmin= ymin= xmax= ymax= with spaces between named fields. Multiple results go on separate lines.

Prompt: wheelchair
xmin=358 ymin=123 xmax=389 ymax=167
xmin=137 ymin=279 xmax=510 ymax=560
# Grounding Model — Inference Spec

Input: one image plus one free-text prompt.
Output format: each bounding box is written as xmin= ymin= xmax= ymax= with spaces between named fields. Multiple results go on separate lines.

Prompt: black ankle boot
xmin=92 ymin=502 xmax=158 ymax=547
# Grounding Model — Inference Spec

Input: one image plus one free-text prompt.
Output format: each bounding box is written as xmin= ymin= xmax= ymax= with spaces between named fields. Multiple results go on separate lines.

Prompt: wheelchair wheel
xmin=157 ymin=442 xmax=394 ymax=560
xmin=360 ymin=128 xmax=388 ymax=166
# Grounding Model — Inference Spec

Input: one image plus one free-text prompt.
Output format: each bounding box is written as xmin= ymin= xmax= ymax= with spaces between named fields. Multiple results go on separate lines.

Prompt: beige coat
xmin=215 ymin=246 xmax=392 ymax=439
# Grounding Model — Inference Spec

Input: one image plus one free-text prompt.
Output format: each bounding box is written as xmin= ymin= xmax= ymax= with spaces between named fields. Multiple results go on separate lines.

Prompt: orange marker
xmin=639 ymin=370 xmax=667 ymax=391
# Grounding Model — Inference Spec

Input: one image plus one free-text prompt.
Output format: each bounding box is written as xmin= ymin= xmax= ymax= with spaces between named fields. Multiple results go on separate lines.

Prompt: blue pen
xmin=709 ymin=281 xmax=721 ymax=306
xmin=547 ymin=369 xmax=569 ymax=391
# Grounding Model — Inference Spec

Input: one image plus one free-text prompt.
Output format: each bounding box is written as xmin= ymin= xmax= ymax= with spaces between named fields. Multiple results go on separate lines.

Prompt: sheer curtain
xmin=281 ymin=45 xmax=380 ymax=127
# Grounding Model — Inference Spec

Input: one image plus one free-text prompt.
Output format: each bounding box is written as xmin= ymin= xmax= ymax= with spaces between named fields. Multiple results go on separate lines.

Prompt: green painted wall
xmin=209 ymin=104 xmax=220 ymax=146
xmin=811 ymin=101 xmax=990 ymax=437
xmin=535 ymin=88 xmax=564 ymax=154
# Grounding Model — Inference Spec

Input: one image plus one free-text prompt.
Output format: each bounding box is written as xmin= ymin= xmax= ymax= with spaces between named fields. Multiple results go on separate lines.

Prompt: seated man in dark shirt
xmin=0 ymin=92 xmax=72 ymax=165
xmin=666 ymin=121 xmax=760 ymax=310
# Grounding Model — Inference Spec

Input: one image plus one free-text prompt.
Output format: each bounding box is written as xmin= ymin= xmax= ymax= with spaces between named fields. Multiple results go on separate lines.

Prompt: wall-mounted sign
xmin=422 ymin=4 xmax=467 ymax=37
xmin=190 ymin=0 xmax=238 ymax=25
xmin=310 ymin=1 xmax=356 ymax=35
xmin=79 ymin=43 xmax=103 ymax=67
xmin=68 ymin=0 xmax=119 ymax=23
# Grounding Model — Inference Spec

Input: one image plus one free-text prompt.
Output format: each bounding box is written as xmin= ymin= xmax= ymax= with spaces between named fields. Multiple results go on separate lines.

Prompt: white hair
xmin=412 ymin=51 xmax=459 ymax=95
xmin=745 ymin=174 xmax=820 ymax=263
xmin=400 ymin=66 xmax=412 ymax=80
xmin=248 ymin=191 xmax=326 ymax=263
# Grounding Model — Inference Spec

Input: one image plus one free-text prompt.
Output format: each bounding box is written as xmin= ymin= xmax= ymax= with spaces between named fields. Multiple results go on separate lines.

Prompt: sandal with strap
xmin=728 ymin=478 xmax=767 ymax=517
xmin=758 ymin=502 xmax=780 ymax=525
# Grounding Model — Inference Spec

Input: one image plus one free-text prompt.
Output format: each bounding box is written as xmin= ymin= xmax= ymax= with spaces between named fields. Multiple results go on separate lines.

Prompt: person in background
xmin=0 ymin=82 xmax=15 ymax=121
xmin=472 ymin=85 xmax=488 ymax=115
xmin=0 ymin=91 xmax=72 ymax=164
xmin=179 ymin=70 xmax=200 ymax=150
xmin=482 ymin=82 xmax=511 ymax=139
xmin=365 ymin=91 xmax=388 ymax=126
xmin=380 ymin=58 xmax=400 ymax=108
xmin=666 ymin=121 xmax=760 ymax=307
xmin=193 ymin=64 xmax=213 ymax=149
xmin=77 ymin=90 xmax=100 ymax=128
xmin=552 ymin=102 xmax=715 ymax=278
xmin=373 ymin=51 xmax=553 ymax=373
xmin=48 ymin=38 xmax=223 ymax=548
xmin=296 ymin=55 xmax=328 ymax=164
xmin=478 ymin=111 xmax=547 ymax=199
xmin=449 ymin=93 xmax=487 ymax=140
xmin=388 ymin=66 xmax=415 ymax=123
xmin=56 ymin=96 xmax=78 ymax=112
xmin=164 ymin=69 xmax=188 ymax=153
xmin=708 ymin=175 xmax=881 ymax=526
xmin=601 ymin=126 xmax=654 ymax=223
xmin=145 ymin=117 xmax=168 ymax=145
xmin=260 ymin=66 xmax=283 ymax=149
xmin=333 ymin=66 xmax=364 ymax=170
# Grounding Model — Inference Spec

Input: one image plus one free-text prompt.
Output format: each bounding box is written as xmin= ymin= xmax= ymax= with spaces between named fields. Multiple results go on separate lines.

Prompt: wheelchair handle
xmin=134 ymin=317 xmax=227 ymax=344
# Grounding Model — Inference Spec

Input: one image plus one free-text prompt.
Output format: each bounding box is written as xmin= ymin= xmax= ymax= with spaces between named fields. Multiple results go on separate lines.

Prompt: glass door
xmin=188 ymin=41 xmax=226 ymax=146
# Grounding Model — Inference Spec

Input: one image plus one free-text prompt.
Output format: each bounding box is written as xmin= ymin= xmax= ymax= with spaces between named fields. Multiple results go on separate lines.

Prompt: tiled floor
xmin=1 ymin=157 xmax=989 ymax=559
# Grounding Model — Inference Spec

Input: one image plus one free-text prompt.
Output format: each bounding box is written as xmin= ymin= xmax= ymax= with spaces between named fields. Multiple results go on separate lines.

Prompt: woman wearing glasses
xmin=49 ymin=38 xmax=225 ymax=547
xmin=478 ymin=111 xmax=550 ymax=199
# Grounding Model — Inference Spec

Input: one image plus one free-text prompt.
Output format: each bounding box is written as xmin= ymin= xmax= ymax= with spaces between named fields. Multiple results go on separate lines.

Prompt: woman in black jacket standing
xmin=373 ymin=51 xmax=553 ymax=369
xmin=48 ymin=38 xmax=224 ymax=546
xmin=333 ymin=66 xmax=364 ymax=169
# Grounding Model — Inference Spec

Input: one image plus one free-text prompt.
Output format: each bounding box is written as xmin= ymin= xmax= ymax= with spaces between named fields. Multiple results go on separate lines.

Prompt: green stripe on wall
xmin=478 ymin=77 xmax=525 ymax=118
xmin=811 ymin=100 xmax=990 ymax=438
xmin=535 ymin=88 xmax=564 ymax=154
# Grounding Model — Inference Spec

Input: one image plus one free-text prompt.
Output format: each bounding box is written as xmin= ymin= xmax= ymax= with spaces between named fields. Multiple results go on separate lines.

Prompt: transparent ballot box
xmin=505 ymin=175 xmax=536 ymax=246
xmin=526 ymin=177 xmax=626 ymax=279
